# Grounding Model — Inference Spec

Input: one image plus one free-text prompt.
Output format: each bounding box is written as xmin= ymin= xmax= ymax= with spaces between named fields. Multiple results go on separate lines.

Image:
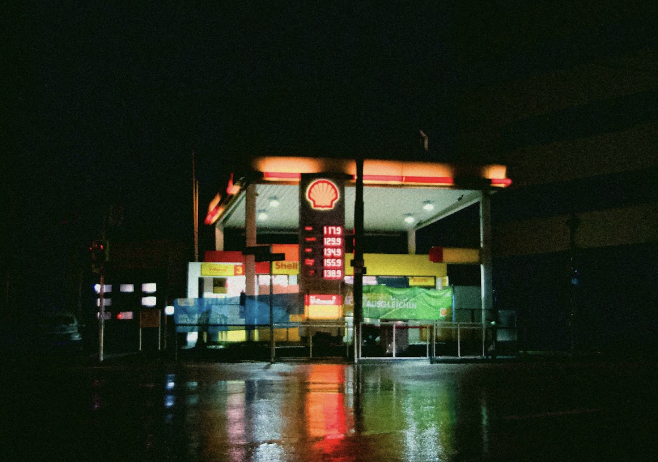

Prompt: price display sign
xmin=299 ymin=175 xmax=345 ymax=290
xmin=322 ymin=226 xmax=343 ymax=279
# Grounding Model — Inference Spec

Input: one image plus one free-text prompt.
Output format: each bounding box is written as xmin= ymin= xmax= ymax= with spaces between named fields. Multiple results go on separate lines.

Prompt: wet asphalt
xmin=2 ymin=356 xmax=657 ymax=461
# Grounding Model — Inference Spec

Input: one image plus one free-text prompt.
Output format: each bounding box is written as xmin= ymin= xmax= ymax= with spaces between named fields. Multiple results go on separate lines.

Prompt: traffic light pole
xmin=90 ymin=239 xmax=108 ymax=362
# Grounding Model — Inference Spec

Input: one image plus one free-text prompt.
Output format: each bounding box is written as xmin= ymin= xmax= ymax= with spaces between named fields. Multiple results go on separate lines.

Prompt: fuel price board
xmin=299 ymin=175 xmax=345 ymax=287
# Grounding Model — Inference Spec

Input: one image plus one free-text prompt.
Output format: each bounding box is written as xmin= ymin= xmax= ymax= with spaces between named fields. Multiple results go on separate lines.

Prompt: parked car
xmin=36 ymin=311 xmax=83 ymax=353
xmin=1 ymin=311 xmax=84 ymax=361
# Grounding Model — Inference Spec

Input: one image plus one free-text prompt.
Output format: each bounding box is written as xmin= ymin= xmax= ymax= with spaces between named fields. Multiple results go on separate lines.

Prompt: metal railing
xmin=359 ymin=321 xmax=489 ymax=359
xmin=172 ymin=319 xmax=511 ymax=361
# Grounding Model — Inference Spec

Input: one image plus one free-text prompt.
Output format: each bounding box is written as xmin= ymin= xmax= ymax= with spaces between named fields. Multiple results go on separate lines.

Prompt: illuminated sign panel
xmin=408 ymin=276 xmax=436 ymax=287
xmin=299 ymin=175 xmax=345 ymax=291
xmin=322 ymin=225 xmax=343 ymax=279
xmin=306 ymin=294 xmax=343 ymax=305
xmin=306 ymin=179 xmax=340 ymax=209
xmin=272 ymin=260 xmax=299 ymax=275
xmin=201 ymin=263 xmax=244 ymax=277
xmin=304 ymin=294 xmax=343 ymax=320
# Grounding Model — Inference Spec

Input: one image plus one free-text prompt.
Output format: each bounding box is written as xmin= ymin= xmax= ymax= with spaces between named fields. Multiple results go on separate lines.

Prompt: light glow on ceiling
xmin=204 ymin=205 xmax=224 ymax=225
xmin=255 ymin=157 xmax=323 ymax=172
xmin=254 ymin=157 xmax=510 ymax=188
xmin=491 ymin=178 xmax=513 ymax=187
xmin=208 ymin=157 xmax=512 ymax=230
xmin=361 ymin=174 xmax=455 ymax=186
xmin=263 ymin=171 xmax=301 ymax=181
xmin=207 ymin=193 xmax=221 ymax=211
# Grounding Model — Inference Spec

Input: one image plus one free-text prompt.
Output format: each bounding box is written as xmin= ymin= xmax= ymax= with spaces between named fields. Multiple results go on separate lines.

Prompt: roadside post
xmin=90 ymin=239 xmax=108 ymax=362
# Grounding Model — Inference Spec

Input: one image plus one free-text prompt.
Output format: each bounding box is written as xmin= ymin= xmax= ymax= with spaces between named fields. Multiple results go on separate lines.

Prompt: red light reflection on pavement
xmin=305 ymin=364 xmax=359 ymax=461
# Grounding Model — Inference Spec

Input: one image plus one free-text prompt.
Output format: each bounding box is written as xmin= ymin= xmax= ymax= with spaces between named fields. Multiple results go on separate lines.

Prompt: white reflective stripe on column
xmin=245 ymin=183 xmax=257 ymax=297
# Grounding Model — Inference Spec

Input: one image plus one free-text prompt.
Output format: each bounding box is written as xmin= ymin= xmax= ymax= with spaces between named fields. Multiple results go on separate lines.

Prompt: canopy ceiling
xmin=209 ymin=157 xmax=510 ymax=234
xmin=222 ymin=183 xmax=483 ymax=233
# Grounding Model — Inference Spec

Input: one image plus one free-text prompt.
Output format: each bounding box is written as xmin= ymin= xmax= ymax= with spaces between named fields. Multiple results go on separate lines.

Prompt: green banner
xmin=362 ymin=285 xmax=452 ymax=320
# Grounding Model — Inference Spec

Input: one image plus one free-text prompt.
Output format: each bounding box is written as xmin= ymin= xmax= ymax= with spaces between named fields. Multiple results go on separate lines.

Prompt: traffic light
xmin=89 ymin=239 xmax=108 ymax=273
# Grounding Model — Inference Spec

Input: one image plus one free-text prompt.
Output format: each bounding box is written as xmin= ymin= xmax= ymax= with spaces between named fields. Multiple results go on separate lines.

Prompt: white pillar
xmin=407 ymin=229 xmax=416 ymax=255
xmin=214 ymin=223 xmax=225 ymax=251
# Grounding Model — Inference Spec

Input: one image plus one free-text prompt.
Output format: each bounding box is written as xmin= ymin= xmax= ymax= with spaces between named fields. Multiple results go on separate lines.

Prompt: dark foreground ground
xmin=2 ymin=355 xmax=657 ymax=461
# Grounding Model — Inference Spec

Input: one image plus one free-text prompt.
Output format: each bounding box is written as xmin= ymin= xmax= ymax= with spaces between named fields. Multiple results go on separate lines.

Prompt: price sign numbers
xmin=322 ymin=226 xmax=343 ymax=280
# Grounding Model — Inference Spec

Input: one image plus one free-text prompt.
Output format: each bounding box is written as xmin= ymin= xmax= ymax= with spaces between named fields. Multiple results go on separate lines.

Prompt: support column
xmin=480 ymin=191 xmax=493 ymax=355
xmin=214 ymin=223 xmax=225 ymax=251
xmin=353 ymin=157 xmax=364 ymax=363
xmin=245 ymin=184 xmax=257 ymax=341
xmin=407 ymin=229 xmax=416 ymax=255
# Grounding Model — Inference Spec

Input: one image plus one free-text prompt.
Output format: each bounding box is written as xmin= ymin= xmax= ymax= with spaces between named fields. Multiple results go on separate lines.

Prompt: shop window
xmin=213 ymin=278 xmax=227 ymax=294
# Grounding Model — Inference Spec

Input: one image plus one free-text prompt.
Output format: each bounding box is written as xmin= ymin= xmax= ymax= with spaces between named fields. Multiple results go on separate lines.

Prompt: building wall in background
xmin=456 ymin=5 xmax=658 ymax=352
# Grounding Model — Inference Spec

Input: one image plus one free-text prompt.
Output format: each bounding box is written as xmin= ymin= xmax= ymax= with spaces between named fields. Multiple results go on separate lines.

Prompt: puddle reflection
xmin=7 ymin=361 xmax=655 ymax=461
xmin=156 ymin=364 xmax=488 ymax=461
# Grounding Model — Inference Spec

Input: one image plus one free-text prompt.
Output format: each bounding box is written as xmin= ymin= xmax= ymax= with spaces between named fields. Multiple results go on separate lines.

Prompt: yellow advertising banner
xmin=304 ymin=294 xmax=343 ymax=320
xmin=409 ymin=276 xmax=435 ymax=286
xmin=343 ymin=253 xmax=447 ymax=277
xmin=201 ymin=263 xmax=244 ymax=277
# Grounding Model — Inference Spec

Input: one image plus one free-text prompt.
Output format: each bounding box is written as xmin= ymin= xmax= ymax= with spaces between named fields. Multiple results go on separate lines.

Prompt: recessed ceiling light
xmin=269 ymin=197 xmax=280 ymax=207
xmin=422 ymin=201 xmax=434 ymax=212
xmin=404 ymin=214 xmax=415 ymax=224
xmin=258 ymin=210 xmax=268 ymax=221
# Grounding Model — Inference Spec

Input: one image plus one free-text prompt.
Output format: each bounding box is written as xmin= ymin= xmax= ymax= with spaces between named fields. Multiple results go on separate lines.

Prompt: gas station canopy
xmin=205 ymin=157 xmax=511 ymax=233
xmin=195 ymin=156 xmax=511 ymax=338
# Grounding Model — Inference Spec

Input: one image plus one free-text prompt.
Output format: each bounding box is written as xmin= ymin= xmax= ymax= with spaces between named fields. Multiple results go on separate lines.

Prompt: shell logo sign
xmin=306 ymin=179 xmax=339 ymax=209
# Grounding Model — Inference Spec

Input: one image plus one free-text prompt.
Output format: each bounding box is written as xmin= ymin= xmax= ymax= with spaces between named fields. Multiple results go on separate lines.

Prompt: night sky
xmin=4 ymin=2 xmax=458 ymax=281
xmin=3 ymin=1 xmax=655 ymax=304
